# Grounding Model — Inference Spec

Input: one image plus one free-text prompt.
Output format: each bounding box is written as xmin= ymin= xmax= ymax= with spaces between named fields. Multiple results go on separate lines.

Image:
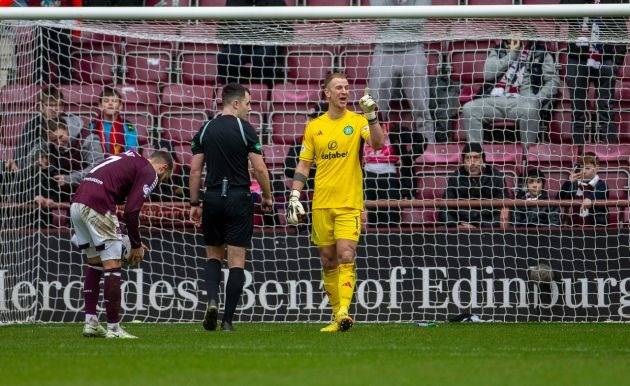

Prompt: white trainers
xmin=105 ymin=326 xmax=138 ymax=339
xmin=83 ymin=322 xmax=107 ymax=338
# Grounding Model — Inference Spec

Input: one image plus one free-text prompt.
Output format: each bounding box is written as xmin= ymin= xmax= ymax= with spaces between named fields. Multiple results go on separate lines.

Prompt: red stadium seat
xmin=263 ymin=143 xmax=291 ymax=170
xmin=59 ymin=84 xmax=104 ymax=111
xmin=339 ymin=50 xmax=371 ymax=86
xmin=416 ymin=173 xmax=449 ymax=200
xmin=527 ymin=143 xmax=577 ymax=168
xmin=271 ymin=83 xmax=321 ymax=111
xmin=0 ymin=84 xmax=38 ymax=112
xmin=160 ymin=84 xmax=213 ymax=113
xmin=160 ymin=110 xmax=208 ymax=146
xmin=71 ymin=50 xmax=117 ymax=84
xmin=483 ymin=143 xmax=524 ymax=174
xmin=599 ymin=170 xmax=630 ymax=200
xmin=71 ymin=31 xmax=122 ymax=52
xmin=541 ymin=169 xmax=569 ymax=199
xmin=269 ymin=111 xmax=309 ymax=145
xmin=179 ymin=24 xmax=220 ymax=53
xmin=116 ymin=84 xmax=160 ymax=115
xmin=338 ymin=22 xmax=376 ymax=53
xmin=450 ymin=49 xmax=488 ymax=85
xmin=179 ymin=52 xmax=219 ymax=85
xmin=0 ymin=112 xmax=36 ymax=147
xmin=549 ymin=108 xmax=574 ymax=144
xmin=583 ymin=144 xmax=630 ymax=167
xmin=124 ymin=51 xmax=172 ymax=84
xmin=124 ymin=24 xmax=178 ymax=53
xmin=415 ymin=143 xmax=464 ymax=173
xmin=286 ymin=50 xmax=335 ymax=84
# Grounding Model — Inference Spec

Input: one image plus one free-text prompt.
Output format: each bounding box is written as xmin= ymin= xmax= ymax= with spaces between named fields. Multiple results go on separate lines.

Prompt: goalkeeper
xmin=287 ymin=73 xmax=384 ymax=332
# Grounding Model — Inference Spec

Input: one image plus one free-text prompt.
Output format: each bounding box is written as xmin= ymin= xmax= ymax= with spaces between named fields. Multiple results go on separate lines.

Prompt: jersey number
xmin=89 ymin=151 xmax=134 ymax=173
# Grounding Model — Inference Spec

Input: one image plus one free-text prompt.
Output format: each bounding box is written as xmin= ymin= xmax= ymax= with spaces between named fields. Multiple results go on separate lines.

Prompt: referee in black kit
xmin=189 ymin=83 xmax=273 ymax=332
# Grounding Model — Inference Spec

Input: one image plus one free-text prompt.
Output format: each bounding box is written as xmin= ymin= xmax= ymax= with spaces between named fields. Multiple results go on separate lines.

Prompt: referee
xmin=189 ymin=83 xmax=273 ymax=332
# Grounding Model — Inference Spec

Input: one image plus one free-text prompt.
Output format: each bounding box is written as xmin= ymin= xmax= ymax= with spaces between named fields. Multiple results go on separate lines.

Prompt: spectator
xmin=559 ymin=152 xmax=608 ymax=226
xmin=461 ymin=38 xmax=559 ymax=147
xmin=367 ymin=0 xmax=436 ymax=143
xmin=217 ymin=0 xmax=289 ymax=89
xmin=388 ymin=123 xmax=426 ymax=200
xmin=440 ymin=142 xmax=509 ymax=230
xmin=45 ymin=120 xmax=104 ymax=201
xmin=27 ymin=147 xmax=63 ymax=227
xmin=363 ymin=122 xmax=401 ymax=226
xmin=513 ymin=168 xmax=561 ymax=227
xmin=8 ymin=86 xmax=83 ymax=171
xmin=88 ymin=86 xmax=138 ymax=155
xmin=561 ymin=0 xmax=628 ymax=144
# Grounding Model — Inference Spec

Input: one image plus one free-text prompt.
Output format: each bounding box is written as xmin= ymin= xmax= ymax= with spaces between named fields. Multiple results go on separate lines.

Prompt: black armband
xmin=368 ymin=117 xmax=379 ymax=125
xmin=190 ymin=201 xmax=201 ymax=207
xmin=293 ymin=172 xmax=308 ymax=185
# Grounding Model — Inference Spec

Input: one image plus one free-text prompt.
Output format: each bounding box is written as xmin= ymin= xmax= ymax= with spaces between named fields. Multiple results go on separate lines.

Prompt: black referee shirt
xmin=191 ymin=115 xmax=262 ymax=189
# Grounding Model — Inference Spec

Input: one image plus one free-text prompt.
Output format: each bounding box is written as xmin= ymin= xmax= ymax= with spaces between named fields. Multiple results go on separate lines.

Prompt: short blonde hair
xmin=323 ymin=72 xmax=347 ymax=89
xmin=581 ymin=152 xmax=599 ymax=167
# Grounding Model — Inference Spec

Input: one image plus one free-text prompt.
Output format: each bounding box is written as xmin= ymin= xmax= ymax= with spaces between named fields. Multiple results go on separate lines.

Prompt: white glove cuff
xmin=365 ymin=111 xmax=377 ymax=122
xmin=289 ymin=189 xmax=301 ymax=199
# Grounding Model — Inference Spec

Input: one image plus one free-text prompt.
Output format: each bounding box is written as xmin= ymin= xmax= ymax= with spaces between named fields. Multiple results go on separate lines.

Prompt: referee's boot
xmin=220 ymin=320 xmax=234 ymax=332
xmin=203 ymin=299 xmax=219 ymax=331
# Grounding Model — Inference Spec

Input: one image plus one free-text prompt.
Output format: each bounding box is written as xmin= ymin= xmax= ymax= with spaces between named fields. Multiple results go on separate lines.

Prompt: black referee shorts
xmin=202 ymin=189 xmax=254 ymax=248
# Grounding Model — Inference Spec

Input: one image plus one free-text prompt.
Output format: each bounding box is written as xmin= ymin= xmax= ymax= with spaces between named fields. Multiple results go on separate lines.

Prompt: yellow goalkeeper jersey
xmin=299 ymin=110 xmax=370 ymax=210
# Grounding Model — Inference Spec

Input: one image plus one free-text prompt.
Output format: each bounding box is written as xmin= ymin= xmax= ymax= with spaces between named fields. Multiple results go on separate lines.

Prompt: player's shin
xmin=103 ymin=267 xmax=122 ymax=329
xmin=83 ymin=264 xmax=102 ymax=322
xmin=222 ymin=267 xmax=245 ymax=325
xmin=322 ymin=267 xmax=340 ymax=316
xmin=338 ymin=263 xmax=356 ymax=314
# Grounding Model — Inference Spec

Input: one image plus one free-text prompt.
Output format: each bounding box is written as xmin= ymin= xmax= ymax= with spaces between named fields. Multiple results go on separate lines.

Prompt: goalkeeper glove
xmin=286 ymin=189 xmax=305 ymax=225
xmin=359 ymin=87 xmax=378 ymax=122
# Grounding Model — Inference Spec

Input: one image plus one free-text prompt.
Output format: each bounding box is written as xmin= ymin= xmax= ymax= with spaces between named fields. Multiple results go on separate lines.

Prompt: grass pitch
xmin=1 ymin=323 xmax=629 ymax=386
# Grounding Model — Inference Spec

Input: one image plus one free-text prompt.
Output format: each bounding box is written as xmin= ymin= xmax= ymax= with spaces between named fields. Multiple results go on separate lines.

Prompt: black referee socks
xmin=222 ymin=267 xmax=245 ymax=324
xmin=205 ymin=259 xmax=222 ymax=304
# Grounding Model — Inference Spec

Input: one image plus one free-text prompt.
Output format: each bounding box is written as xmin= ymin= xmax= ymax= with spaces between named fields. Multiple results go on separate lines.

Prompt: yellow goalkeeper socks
xmin=322 ymin=267 xmax=340 ymax=315
xmin=338 ymin=263 xmax=356 ymax=314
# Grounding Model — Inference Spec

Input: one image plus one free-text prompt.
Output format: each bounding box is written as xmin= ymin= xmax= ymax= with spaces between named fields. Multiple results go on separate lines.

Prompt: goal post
xmin=1 ymin=5 xmax=629 ymax=324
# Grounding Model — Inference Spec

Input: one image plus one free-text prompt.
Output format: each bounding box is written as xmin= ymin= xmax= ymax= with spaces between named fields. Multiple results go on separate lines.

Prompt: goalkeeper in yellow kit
xmin=287 ymin=72 xmax=384 ymax=332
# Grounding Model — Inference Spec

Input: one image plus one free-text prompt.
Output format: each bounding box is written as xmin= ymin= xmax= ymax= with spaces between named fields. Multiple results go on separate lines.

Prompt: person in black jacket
xmin=559 ymin=153 xmax=608 ymax=225
xmin=440 ymin=142 xmax=509 ymax=230
xmin=513 ymin=168 xmax=561 ymax=227
xmin=561 ymin=0 xmax=628 ymax=144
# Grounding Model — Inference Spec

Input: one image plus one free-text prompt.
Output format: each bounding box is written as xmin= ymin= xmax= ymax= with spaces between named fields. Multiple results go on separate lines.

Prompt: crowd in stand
xmin=0 ymin=0 xmax=628 ymax=229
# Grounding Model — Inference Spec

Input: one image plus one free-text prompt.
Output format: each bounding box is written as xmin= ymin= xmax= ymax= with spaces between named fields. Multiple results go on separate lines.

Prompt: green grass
xmin=1 ymin=323 xmax=629 ymax=386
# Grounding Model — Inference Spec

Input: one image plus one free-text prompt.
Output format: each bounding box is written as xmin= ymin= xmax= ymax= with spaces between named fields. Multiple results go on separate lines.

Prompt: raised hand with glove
xmin=359 ymin=87 xmax=378 ymax=124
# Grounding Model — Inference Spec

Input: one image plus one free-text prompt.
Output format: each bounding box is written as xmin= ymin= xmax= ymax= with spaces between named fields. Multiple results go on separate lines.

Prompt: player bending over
xmin=287 ymin=73 xmax=384 ymax=332
xmin=71 ymin=150 xmax=173 ymax=339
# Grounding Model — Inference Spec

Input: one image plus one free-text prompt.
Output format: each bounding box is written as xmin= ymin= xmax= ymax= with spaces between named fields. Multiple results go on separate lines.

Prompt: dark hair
xmin=149 ymin=150 xmax=174 ymax=172
xmin=222 ymin=83 xmax=250 ymax=105
xmin=41 ymin=85 xmax=62 ymax=103
xmin=580 ymin=152 xmax=599 ymax=167
xmin=525 ymin=168 xmax=545 ymax=186
xmin=99 ymin=86 xmax=122 ymax=102
xmin=461 ymin=142 xmax=485 ymax=162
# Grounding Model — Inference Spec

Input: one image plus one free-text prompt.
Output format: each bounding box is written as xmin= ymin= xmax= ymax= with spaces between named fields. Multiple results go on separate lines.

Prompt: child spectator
xmin=88 ymin=86 xmax=138 ymax=155
xmin=559 ymin=153 xmax=608 ymax=226
xmin=513 ymin=169 xmax=561 ymax=227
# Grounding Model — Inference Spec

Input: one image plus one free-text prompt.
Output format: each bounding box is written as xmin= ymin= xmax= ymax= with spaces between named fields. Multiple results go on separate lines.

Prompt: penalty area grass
xmin=1 ymin=322 xmax=629 ymax=386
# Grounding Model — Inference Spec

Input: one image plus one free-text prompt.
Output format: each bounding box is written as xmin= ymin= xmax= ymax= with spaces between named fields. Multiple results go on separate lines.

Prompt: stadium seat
xmin=0 ymin=112 xmax=36 ymax=147
xmin=526 ymin=143 xmax=577 ymax=168
xmin=450 ymin=49 xmax=488 ymax=85
xmin=269 ymin=111 xmax=309 ymax=145
xmin=71 ymin=50 xmax=118 ymax=84
xmin=160 ymin=84 xmax=214 ymax=113
xmin=59 ymin=84 xmax=104 ymax=112
xmin=179 ymin=24 xmax=220 ymax=53
xmin=286 ymin=50 xmax=335 ymax=84
xmin=0 ymin=84 xmax=38 ymax=112
xmin=548 ymin=108 xmax=575 ymax=144
xmin=483 ymin=143 xmax=524 ymax=174
xmin=214 ymin=83 xmax=270 ymax=113
xmin=339 ymin=50 xmax=371 ymax=86
xmin=338 ymin=22 xmax=376 ymax=53
xmin=416 ymin=173 xmax=449 ymax=200
xmin=540 ymin=169 xmax=569 ymax=199
xmin=71 ymin=31 xmax=122 ymax=52
xmin=582 ymin=144 xmax=630 ymax=167
xmin=263 ymin=143 xmax=291 ymax=170
xmin=179 ymin=51 xmax=219 ymax=85
xmin=160 ymin=110 xmax=208 ymax=145
xmin=116 ymin=84 xmax=160 ymax=115
xmin=615 ymin=110 xmax=630 ymax=143
xmin=123 ymin=51 xmax=172 ymax=84
xmin=415 ymin=143 xmax=463 ymax=173
xmin=292 ymin=22 xmax=341 ymax=54
xmin=271 ymin=83 xmax=321 ymax=111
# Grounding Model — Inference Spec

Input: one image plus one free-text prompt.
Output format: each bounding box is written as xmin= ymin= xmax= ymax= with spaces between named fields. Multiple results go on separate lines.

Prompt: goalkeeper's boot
xmin=105 ymin=325 xmax=138 ymax=339
xmin=220 ymin=320 xmax=234 ymax=332
xmin=203 ymin=299 xmax=218 ymax=331
xmin=319 ymin=320 xmax=340 ymax=333
xmin=335 ymin=309 xmax=354 ymax=332
xmin=83 ymin=322 xmax=107 ymax=338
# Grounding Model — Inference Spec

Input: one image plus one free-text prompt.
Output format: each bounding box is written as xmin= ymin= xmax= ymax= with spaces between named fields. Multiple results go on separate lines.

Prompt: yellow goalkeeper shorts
xmin=311 ymin=208 xmax=362 ymax=246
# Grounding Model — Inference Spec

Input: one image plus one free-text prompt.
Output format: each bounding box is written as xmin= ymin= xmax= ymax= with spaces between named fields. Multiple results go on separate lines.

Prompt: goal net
xmin=1 ymin=6 xmax=629 ymax=324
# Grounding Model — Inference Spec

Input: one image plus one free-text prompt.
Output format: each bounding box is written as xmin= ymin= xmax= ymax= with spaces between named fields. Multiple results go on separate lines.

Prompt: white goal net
xmin=0 ymin=5 xmax=629 ymax=324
